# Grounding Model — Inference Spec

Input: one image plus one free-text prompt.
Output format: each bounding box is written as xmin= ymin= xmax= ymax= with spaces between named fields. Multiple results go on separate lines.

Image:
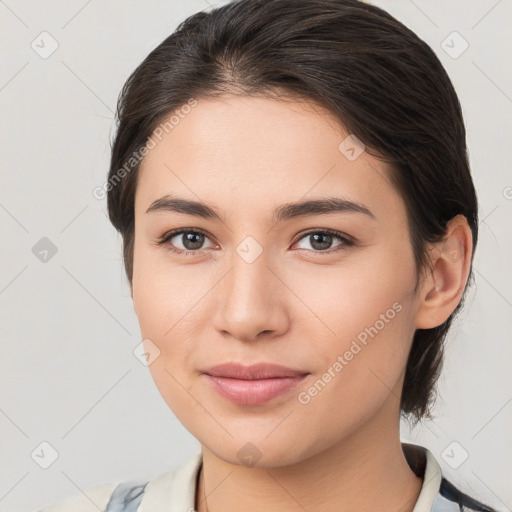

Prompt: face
xmin=132 ymin=94 xmax=420 ymax=467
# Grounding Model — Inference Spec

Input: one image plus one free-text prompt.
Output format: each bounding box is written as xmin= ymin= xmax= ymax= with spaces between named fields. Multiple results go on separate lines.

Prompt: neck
xmin=195 ymin=408 xmax=423 ymax=512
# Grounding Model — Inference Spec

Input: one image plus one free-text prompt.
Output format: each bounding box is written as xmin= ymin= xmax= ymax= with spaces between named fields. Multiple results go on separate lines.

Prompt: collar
xmin=403 ymin=442 xmax=443 ymax=511
xmin=138 ymin=442 xmax=442 ymax=512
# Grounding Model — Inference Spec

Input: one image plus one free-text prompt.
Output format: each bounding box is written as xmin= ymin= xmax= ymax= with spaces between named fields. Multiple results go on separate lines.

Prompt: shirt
xmin=37 ymin=442 xmax=495 ymax=512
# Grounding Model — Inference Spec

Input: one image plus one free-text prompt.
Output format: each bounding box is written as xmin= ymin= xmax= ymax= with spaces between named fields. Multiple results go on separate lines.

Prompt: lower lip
xmin=204 ymin=374 xmax=308 ymax=405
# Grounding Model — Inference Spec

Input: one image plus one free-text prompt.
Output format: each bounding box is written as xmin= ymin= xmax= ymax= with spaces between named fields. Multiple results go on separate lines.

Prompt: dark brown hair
xmin=107 ymin=0 xmax=478 ymax=429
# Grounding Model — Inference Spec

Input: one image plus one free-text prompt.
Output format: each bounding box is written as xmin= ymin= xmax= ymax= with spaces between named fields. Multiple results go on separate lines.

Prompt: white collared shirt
xmin=37 ymin=443 xmax=494 ymax=512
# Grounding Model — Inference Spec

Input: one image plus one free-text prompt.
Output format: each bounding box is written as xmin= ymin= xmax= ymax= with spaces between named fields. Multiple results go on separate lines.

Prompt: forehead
xmin=136 ymin=95 xmax=405 ymax=224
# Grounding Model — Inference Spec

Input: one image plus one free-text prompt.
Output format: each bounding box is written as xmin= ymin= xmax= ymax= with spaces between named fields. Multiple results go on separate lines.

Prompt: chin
xmin=198 ymin=429 xmax=315 ymax=468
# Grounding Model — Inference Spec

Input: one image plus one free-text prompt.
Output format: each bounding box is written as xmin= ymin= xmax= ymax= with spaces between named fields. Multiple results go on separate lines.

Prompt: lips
xmin=202 ymin=362 xmax=309 ymax=405
xmin=203 ymin=362 xmax=308 ymax=380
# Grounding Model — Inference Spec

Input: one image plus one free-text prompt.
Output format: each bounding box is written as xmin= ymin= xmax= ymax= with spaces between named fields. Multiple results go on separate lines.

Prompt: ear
xmin=415 ymin=215 xmax=473 ymax=330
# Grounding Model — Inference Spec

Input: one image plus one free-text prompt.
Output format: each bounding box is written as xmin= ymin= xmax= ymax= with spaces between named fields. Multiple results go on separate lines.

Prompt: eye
xmin=156 ymin=228 xmax=355 ymax=256
xmin=156 ymin=228 xmax=216 ymax=254
xmin=293 ymin=229 xmax=354 ymax=254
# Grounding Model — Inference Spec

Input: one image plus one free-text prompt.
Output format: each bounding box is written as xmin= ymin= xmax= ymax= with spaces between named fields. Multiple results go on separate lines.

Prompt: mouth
xmin=201 ymin=362 xmax=310 ymax=405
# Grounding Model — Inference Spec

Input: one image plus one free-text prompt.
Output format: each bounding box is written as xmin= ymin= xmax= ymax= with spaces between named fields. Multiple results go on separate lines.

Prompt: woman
xmin=39 ymin=0 xmax=497 ymax=510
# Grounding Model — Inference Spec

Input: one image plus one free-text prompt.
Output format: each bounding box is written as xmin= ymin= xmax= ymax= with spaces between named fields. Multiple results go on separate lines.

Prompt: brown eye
xmin=175 ymin=231 xmax=205 ymax=250
xmin=294 ymin=229 xmax=354 ymax=254
xmin=157 ymin=229 xmax=215 ymax=254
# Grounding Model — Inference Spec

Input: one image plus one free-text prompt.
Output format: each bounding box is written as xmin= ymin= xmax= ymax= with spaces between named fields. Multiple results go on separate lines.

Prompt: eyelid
xmin=292 ymin=228 xmax=354 ymax=245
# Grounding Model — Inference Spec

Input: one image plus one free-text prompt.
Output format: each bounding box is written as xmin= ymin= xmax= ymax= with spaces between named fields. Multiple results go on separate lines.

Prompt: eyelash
xmin=156 ymin=228 xmax=355 ymax=256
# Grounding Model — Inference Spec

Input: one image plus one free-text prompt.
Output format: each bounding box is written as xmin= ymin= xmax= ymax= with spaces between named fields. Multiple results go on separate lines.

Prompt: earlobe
xmin=415 ymin=215 xmax=473 ymax=330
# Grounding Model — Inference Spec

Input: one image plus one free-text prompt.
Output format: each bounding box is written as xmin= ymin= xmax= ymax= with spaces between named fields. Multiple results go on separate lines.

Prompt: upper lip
xmin=203 ymin=362 xmax=309 ymax=380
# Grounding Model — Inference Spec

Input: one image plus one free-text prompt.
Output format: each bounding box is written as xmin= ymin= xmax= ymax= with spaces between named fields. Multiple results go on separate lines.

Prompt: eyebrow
xmin=145 ymin=195 xmax=377 ymax=223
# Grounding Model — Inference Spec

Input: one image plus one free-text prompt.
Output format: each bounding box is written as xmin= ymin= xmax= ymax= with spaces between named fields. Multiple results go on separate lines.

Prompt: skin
xmin=131 ymin=94 xmax=473 ymax=512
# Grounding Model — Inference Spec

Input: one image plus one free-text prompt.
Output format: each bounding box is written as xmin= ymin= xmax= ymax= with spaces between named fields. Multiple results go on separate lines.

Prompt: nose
xmin=212 ymin=245 xmax=290 ymax=343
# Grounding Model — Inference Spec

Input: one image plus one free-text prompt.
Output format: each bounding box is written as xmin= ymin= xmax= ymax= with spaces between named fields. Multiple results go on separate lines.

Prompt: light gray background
xmin=0 ymin=1 xmax=510 ymax=511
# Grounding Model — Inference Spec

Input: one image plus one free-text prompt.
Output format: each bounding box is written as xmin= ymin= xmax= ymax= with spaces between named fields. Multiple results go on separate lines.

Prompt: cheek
xmin=289 ymin=245 xmax=416 ymax=401
xmin=293 ymin=292 xmax=413 ymax=444
xmin=132 ymin=244 xmax=207 ymax=339
xmin=132 ymin=259 xmax=203 ymax=418
xmin=289 ymin=243 xmax=415 ymax=338
xmin=131 ymin=247 xmax=214 ymax=409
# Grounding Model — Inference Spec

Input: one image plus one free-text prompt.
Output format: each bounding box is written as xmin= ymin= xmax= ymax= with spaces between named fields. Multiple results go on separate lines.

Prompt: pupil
xmin=184 ymin=232 xmax=203 ymax=250
xmin=311 ymin=233 xmax=332 ymax=250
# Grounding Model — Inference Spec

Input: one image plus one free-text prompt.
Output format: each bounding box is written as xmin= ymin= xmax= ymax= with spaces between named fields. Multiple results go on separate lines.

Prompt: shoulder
xmin=37 ymin=482 xmax=121 ymax=512
xmin=37 ymin=480 xmax=149 ymax=512
xmin=401 ymin=442 xmax=496 ymax=512
xmin=432 ymin=477 xmax=498 ymax=512
xmin=36 ymin=452 xmax=202 ymax=512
